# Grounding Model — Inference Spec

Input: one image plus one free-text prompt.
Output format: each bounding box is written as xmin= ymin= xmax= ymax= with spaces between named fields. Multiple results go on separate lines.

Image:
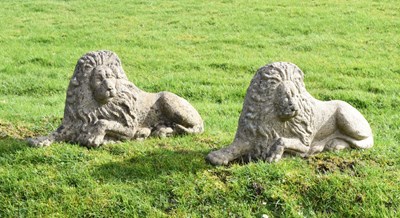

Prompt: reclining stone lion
xmin=206 ymin=62 xmax=373 ymax=165
xmin=28 ymin=50 xmax=204 ymax=147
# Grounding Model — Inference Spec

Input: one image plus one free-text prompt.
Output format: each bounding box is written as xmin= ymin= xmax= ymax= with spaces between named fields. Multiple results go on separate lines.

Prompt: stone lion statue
xmin=206 ymin=62 xmax=373 ymax=165
xmin=28 ymin=50 xmax=204 ymax=147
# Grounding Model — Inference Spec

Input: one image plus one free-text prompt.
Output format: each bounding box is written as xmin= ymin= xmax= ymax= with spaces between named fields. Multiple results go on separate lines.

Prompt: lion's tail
xmin=175 ymin=123 xmax=204 ymax=134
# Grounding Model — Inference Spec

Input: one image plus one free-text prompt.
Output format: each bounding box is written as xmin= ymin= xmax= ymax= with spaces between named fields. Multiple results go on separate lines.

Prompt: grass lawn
xmin=0 ymin=0 xmax=399 ymax=217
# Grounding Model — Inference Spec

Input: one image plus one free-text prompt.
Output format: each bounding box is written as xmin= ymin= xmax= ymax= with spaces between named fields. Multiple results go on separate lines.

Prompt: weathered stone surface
xmin=206 ymin=62 xmax=373 ymax=165
xmin=28 ymin=50 xmax=204 ymax=147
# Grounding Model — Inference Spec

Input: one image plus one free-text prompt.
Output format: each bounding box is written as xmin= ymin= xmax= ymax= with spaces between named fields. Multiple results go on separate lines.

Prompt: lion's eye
xmin=268 ymin=80 xmax=277 ymax=85
xmin=106 ymin=71 xmax=115 ymax=79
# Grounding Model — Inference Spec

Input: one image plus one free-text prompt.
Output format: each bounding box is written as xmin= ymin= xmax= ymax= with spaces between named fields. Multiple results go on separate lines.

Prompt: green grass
xmin=0 ymin=0 xmax=399 ymax=217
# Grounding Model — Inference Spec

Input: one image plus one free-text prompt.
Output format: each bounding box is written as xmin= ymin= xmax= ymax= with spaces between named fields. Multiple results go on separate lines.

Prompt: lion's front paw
xmin=27 ymin=136 xmax=54 ymax=148
xmin=86 ymin=134 xmax=104 ymax=148
xmin=266 ymin=138 xmax=285 ymax=163
xmin=206 ymin=150 xmax=230 ymax=166
xmin=135 ymin=128 xmax=151 ymax=140
xmin=152 ymin=125 xmax=174 ymax=138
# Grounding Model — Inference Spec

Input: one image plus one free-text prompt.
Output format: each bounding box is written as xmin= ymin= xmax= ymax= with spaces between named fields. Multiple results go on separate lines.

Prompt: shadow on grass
xmin=93 ymin=148 xmax=210 ymax=182
xmin=0 ymin=137 xmax=29 ymax=156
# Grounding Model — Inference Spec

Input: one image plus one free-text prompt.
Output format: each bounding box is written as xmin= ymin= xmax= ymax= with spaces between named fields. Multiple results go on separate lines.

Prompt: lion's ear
xmin=108 ymin=65 xmax=125 ymax=80
xmin=115 ymin=69 xmax=124 ymax=79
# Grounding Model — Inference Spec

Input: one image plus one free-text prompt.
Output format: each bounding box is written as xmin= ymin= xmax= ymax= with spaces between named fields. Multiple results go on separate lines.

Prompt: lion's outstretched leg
xmin=159 ymin=92 xmax=204 ymax=135
xmin=206 ymin=140 xmax=251 ymax=166
xmin=27 ymin=134 xmax=56 ymax=147
xmin=335 ymin=101 xmax=373 ymax=149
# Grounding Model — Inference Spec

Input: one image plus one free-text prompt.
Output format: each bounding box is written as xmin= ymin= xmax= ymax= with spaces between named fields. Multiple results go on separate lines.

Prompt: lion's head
xmin=274 ymin=80 xmax=301 ymax=121
xmin=58 ymin=51 xmax=138 ymax=142
xmin=237 ymin=62 xmax=314 ymax=152
xmin=90 ymin=65 xmax=118 ymax=104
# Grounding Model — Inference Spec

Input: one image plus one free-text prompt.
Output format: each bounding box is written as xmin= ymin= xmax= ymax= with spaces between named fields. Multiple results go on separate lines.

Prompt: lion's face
xmin=90 ymin=65 xmax=118 ymax=104
xmin=274 ymin=81 xmax=300 ymax=121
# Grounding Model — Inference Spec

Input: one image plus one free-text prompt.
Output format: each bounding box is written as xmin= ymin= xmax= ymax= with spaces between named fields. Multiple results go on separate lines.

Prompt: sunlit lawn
xmin=0 ymin=0 xmax=399 ymax=217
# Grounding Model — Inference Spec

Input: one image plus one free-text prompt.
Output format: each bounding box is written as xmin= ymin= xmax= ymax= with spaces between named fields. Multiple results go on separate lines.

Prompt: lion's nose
xmin=287 ymin=99 xmax=294 ymax=107
xmin=288 ymin=100 xmax=297 ymax=111
xmin=104 ymin=81 xmax=114 ymax=90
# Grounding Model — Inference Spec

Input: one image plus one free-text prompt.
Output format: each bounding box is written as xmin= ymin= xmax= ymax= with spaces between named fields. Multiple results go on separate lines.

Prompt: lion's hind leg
xmin=323 ymin=134 xmax=373 ymax=152
xmin=159 ymin=92 xmax=204 ymax=135
xmin=335 ymin=101 xmax=373 ymax=149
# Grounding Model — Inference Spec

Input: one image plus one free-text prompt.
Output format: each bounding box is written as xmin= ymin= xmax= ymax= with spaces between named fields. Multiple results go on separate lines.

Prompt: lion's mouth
xmin=108 ymin=89 xmax=117 ymax=97
xmin=279 ymin=109 xmax=298 ymax=120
